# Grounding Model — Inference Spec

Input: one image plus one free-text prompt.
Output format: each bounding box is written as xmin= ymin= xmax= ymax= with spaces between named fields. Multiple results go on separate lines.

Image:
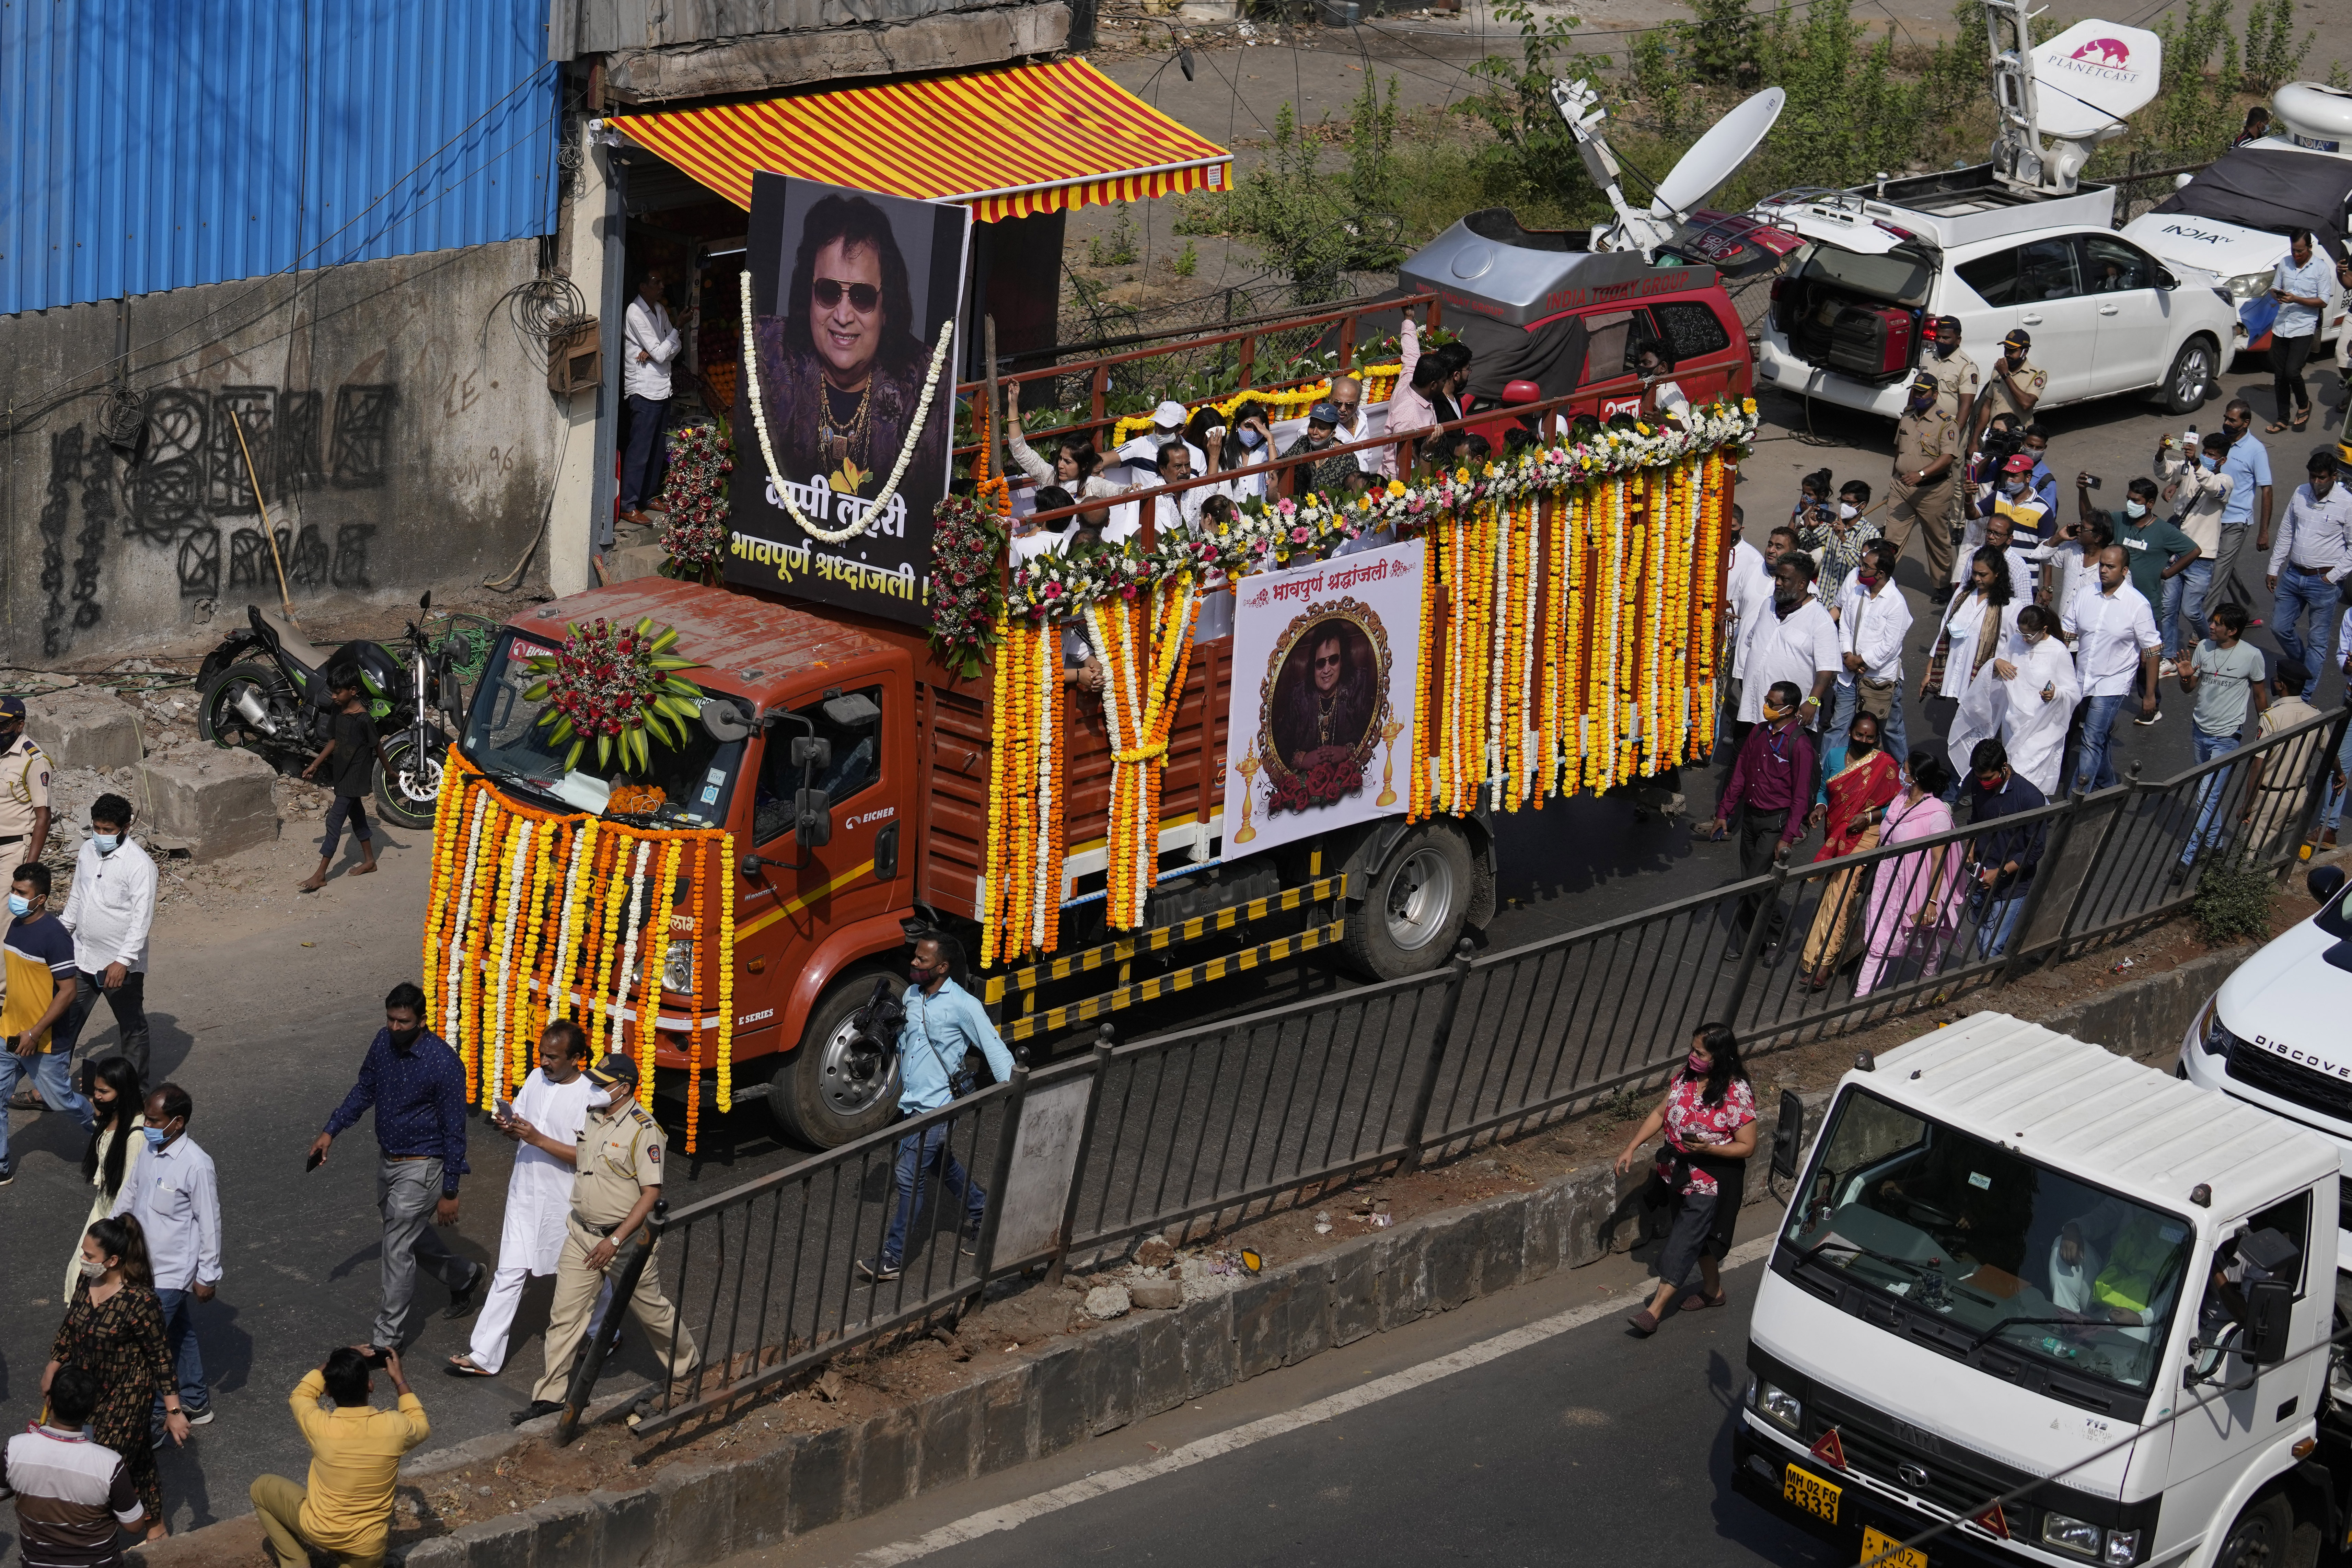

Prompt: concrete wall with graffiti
xmin=0 ymin=237 xmax=560 ymax=664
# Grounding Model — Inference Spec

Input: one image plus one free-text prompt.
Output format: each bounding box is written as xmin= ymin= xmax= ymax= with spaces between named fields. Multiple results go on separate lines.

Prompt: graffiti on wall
xmin=37 ymin=381 xmax=398 ymax=657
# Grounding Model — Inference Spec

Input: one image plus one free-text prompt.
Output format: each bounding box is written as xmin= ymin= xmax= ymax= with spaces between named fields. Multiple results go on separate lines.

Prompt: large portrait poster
xmin=1219 ymin=540 xmax=1425 ymax=856
xmin=727 ymin=173 xmax=972 ymax=624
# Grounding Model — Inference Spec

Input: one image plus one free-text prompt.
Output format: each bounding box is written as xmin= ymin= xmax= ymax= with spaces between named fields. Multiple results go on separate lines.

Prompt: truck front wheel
xmin=2214 ymin=1494 xmax=2293 ymax=1568
xmin=769 ymin=972 xmax=905 ymax=1149
xmin=1340 ymin=822 xmax=1474 ymax=980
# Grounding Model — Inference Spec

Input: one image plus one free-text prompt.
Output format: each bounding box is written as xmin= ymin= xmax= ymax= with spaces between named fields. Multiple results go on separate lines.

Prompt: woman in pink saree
xmin=1854 ymin=749 xmax=1967 ymax=997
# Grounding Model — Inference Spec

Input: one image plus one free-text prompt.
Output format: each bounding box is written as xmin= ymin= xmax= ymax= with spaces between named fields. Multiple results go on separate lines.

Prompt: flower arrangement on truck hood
xmin=522 ymin=616 xmax=706 ymax=773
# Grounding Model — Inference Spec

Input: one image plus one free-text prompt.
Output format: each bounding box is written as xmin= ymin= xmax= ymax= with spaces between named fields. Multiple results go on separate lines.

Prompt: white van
xmin=2178 ymin=862 xmax=2352 ymax=1267
xmin=1751 ymin=174 xmax=2239 ymax=420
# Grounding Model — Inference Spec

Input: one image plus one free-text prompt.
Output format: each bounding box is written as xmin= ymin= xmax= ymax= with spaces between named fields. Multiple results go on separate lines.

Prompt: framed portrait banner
xmin=727 ymin=173 xmax=972 ymax=625
xmin=1219 ymin=539 xmax=1425 ymax=856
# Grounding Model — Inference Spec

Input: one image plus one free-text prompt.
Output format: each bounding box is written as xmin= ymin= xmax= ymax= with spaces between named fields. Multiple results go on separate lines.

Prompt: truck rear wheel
xmin=769 ymin=972 xmax=905 ymax=1149
xmin=1340 ymin=822 xmax=1474 ymax=980
xmin=2214 ymin=1494 xmax=2293 ymax=1568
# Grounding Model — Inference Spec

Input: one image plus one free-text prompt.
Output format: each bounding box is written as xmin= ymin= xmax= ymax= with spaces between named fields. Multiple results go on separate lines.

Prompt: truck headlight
xmin=2224 ymin=268 xmax=2278 ymax=301
xmin=2202 ymin=1008 xmax=2238 ymax=1058
xmin=2039 ymin=1513 xmax=2104 ymax=1557
xmin=1756 ymin=1380 xmax=1803 ymax=1432
xmin=662 ymin=939 xmax=693 ymax=993
xmin=2104 ymin=1530 xmax=2141 ymax=1566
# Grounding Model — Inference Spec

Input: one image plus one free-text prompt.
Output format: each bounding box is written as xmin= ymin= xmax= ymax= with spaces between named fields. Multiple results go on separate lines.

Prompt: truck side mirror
xmin=795 ymin=787 xmax=832 ymax=848
xmin=700 ymin=700 xmax=752 ymax=743
xmin=791 ymin=736 xmax=833 ymax=771
xmin=2239 ymin=1278 xmax=2293 ymax=1366
xmin=1771 ymin=1090 xmax=1806 ymax=1181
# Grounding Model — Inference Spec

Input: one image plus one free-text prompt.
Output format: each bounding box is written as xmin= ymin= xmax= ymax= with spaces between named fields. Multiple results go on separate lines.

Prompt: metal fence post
xmin=1719 ymin=863 xmax=1786 ymax=1025
xmin=1400 ymin=938 xmax=1476 ymax=1169
xmin=554 ymin=1197 xmax=665 ymax=1448
xmin=1997 ymin=790 xmax=2082 ymax=984
xmin=2278 ymin=707 xmax=2351 ymax=875
xmin=972 ymin=1066 xmax=1030 ymax=1281
xmin=1045 ymin=1028 xmax=1116 ymax=1287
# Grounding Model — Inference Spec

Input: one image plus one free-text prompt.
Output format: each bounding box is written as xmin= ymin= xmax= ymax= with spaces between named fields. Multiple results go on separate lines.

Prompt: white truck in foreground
xmin=1738 ymin=1012 xmax=2352 ymax=1568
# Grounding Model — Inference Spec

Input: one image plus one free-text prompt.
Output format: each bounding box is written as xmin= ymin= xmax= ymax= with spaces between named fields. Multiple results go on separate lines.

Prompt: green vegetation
xmin=2190 ymin=851 xmax=2279 ymax=946
xmin=1172 ymin=238 xmax=1198 ymax=279
xmin=1085 ymin=208 xmax=1139 ymax=269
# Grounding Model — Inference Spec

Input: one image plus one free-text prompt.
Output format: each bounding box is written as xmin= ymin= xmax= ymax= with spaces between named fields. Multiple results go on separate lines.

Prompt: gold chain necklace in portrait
xmin=815 ymin=360 xmax=876 ymax=472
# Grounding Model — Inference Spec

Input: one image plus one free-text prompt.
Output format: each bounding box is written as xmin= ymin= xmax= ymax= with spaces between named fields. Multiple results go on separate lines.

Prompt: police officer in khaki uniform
xmin=0 ymin=697 xmax=53 ymax=869
xmin=510 ymin=1054 xmax=698 ymax=1424
xmin=1920 ymin=318 xmax=1978 ymax=596
xmin=1885 ymin=374 xmax=1959 ymax=582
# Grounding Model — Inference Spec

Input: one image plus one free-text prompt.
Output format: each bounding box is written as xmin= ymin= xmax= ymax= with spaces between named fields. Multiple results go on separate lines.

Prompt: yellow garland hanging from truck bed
xmin=421 ymin=752 xmax=738 ymax=1150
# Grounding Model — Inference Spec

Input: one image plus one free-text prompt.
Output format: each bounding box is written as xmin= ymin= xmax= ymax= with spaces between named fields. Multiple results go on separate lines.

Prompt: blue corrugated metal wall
xmin=0 ymin=0 xmax=560 ymax=317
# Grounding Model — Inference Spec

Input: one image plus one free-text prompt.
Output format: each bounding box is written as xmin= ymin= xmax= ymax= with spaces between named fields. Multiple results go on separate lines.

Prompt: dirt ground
xmin=125 ymin=868 xmax=2313 ymax=1568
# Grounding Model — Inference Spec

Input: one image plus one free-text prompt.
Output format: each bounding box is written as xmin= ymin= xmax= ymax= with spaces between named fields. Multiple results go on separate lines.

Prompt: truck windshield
xmin=461 ymin=629 xmax=748 ymax=828
xmin=1783 ymin=1088 xmax=2195 ymax=1395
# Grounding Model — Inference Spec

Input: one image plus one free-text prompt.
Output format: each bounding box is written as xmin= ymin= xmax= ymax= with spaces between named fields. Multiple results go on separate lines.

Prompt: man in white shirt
xmin=618 ymin=270 xmax=681 ymax=531
xmin=1148 ymin=442 xmax=1224 ymax=538
xmin=111 ymin=1082 xmax=221 ymax=1424
xmin=1718 ymin=509 xmax=1772 ymax=751
xmin=56 ymin=791 xmax=154 ymax=1082
xmin=1114 ymin=400 xmax=1205 ymax=475
xmin=1831 ymin=540 xmax=1914 ymax=768
xmin=448 ymin=1022 xmax=608 ymax=1378
xmin=1738 ymin=551 xmax=1843 ymax=730
xmin=2060 ymin=545 xmax=2162 ymax=793
xmin=1329 ymin=374 xmax=1390 ymax=480
xmin=2263 ymin=448 xmax=2352 ymax=700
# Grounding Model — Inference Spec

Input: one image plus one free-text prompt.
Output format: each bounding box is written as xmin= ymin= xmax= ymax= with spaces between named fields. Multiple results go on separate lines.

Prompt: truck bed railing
xmin=587 ymin=705 xmax=2349 ymax=1444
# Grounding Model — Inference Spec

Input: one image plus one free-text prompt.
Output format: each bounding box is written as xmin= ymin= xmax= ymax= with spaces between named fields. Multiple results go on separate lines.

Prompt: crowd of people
xmin=1713 ymin=316 xmax=2352 ymax=996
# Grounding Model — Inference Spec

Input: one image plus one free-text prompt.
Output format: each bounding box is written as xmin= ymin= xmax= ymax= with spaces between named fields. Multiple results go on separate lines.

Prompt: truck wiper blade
xmin=1966 ymin=1314 xmax=2085 ymax=1351
xmin=1798 ymin=1236 xmax=1932 ymax=1277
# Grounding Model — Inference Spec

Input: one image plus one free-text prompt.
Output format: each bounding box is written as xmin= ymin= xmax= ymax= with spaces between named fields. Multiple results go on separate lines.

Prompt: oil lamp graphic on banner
xmin=1230 ymin=753 xmax=1261 ymax=845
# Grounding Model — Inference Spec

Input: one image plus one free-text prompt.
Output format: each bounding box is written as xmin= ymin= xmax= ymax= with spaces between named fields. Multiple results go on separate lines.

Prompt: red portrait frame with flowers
xmin=1254 ymin=597 xmax=1393 ymax=816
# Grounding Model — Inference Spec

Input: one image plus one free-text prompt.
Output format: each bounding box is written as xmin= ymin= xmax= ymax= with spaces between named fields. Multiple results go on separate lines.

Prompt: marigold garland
xmin=717 ymin=833 xmax=737 ymax=1114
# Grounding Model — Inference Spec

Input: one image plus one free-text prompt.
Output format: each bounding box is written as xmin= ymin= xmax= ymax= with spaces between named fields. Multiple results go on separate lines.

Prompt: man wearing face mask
xmin=1701 ymin=681 xmax=1816 ymax=961
xmin=513 ymin=1054 xmax=699 ymax=1425
xmin=1737 ymin=552 xmax=1842 ymax=735
xmin=1972 ymin=330 xmax=2044 ymax=448
xmin=1833 ymin=540 xmax=1913 ymax=770
xmin=2263 ymin=450 xmax=2352 ymax=701
xmin=1721 ymin=507 xmax=1770 ymax=752
xmin=2017 ymin=425 xmax=2060 ymax=523
xmin=0 ymin=696 xmax=53 ymax=871
xmin=1887 ymin=374 xmax=1957 ymax=584
xmin=55 ymin=793 xmax=155 ymax=1084
xmin=858 ymin=935 xmax=1017 ymax=1284
xmin=2215 ymin=398 xmax=2273 ymax=611
xmin=1114 ymin=399 xmax=1206 ymax=475
xmin=2086 ymin=475 xmax=2199 ymax=674
xmin=0 ymin=862 xmax=93 ymax=1184
xmin=309 ymin=984 xmax=485 ymax=1353
xmin=1991 ymin=453 xmax=2052 ymax=598
xmin=111 ymin=1083 xmax=218 ymax=1429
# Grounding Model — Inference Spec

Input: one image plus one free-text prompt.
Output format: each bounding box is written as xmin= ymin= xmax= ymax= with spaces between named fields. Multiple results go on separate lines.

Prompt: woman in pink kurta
xmin=1854 ymin=751 xmax=1966 ymax=997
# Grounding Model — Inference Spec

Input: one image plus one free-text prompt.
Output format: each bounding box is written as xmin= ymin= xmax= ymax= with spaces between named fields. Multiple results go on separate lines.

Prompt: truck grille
xmin=1806 ymin=1390 xmax=2014 ymax=1520
xmin=2225 ymin=1044 xmax=2352 ymax=1123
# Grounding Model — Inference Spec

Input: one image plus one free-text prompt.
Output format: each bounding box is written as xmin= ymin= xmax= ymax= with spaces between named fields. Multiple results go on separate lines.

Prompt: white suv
xmin=1753 ymin=207 xmax=2237 ymax=420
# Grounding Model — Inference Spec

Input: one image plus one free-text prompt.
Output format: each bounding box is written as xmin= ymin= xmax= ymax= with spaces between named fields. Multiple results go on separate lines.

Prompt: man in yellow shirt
xmin=250 ymin=1347 xmax=429 ymax=1568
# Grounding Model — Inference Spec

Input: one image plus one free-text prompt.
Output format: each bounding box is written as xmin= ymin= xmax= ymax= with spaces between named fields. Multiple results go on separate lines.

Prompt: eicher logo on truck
xmin=2255 ymin=1033 xmax=2351 ymax=1079
xmin=849 ymin=805 xmax=896 ymax=829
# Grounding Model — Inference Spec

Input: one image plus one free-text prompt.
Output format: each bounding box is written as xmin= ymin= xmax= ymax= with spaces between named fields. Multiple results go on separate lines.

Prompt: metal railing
xmin=579 ymin=703 xmax=2348 ymax=1441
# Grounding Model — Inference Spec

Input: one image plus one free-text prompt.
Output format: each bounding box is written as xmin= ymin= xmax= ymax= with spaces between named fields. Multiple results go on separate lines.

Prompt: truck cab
xmin=1741 ymin=1013 xmax=2348 ymax=1568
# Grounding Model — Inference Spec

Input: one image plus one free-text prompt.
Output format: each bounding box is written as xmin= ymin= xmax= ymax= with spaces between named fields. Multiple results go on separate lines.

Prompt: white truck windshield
xmin=1784 ymin=1088 xmax=2195 ymax=1395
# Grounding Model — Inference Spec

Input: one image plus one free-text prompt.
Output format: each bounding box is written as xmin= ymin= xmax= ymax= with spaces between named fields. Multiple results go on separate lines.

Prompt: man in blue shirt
xmin=1965 ymin=739 xmax=2050 ymax=961
xmin=860 ymin=936 xmax=1017 ymax=1282
xmin=308 ymin=983 xmax=484 ymax=1347
xmin=2216 ymin=398 xmax=2273 ymax=613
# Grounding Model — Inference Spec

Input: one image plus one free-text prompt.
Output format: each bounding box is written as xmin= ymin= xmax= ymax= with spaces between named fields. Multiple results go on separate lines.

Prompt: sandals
xmin=1682 ymin=1289 xmax=1729 ymax=1313
xmin=445 ymin=1355 xmax=496 ymax=1378
xmin=1627 ymin=1308 xmax=1662 ymax=1336
xmin=2268 ymin=420 xmax=2292 ymax=433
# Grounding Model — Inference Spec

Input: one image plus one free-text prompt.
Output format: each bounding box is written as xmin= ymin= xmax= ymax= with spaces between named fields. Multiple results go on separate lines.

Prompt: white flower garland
xmin=444 ymin=791 xmax=491 ymax=1044
xmin=610 ymin=841 xmax=653 ymax=1055
xmin=740 ymin=268 xmax=954 ymax=546
xmin=1032 ymin=638 xmax=1057 ymax=950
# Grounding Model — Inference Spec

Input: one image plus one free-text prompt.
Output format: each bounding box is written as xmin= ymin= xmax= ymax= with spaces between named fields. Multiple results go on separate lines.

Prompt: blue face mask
xmin=93 ymin=834 xmax=119 ymax=855
xmin=7 ymin=894 xmax=30 ymax=917
xmin=1239 ymin=427 xmax=1264 ymax=450
xmin=141 ymin=1125 xmax=171 ymax=1149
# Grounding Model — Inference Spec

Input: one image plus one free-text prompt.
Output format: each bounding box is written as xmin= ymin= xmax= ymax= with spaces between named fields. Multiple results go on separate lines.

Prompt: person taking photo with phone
xmin=250 ymin=1345 xmax=428 ymax=1568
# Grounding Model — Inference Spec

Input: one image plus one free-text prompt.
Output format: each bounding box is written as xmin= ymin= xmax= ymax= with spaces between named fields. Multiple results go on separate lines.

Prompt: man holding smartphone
xmin=446 ymin=1021 xmax=606 ymax=1379
xmin=251 ymin=1345 xmax=428 ymax=1568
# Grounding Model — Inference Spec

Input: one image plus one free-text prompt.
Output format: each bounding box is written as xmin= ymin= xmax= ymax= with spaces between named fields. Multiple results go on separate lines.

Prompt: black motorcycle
xmin=195 ymin=594 xmax=467 ymax=829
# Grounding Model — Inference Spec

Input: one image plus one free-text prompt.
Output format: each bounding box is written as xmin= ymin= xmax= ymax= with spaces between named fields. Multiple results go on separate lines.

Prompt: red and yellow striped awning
xmin=612 ymin=58 xmax=1232 ymax=223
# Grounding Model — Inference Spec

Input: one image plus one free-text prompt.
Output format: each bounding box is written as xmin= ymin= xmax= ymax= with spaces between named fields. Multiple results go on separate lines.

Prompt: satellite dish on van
xmin=1552 ymin=78 xmax=1784 ymax=257
xmin=2026 ymin=20 xmax=2162 ymax=138
xmin=2273 ymin=81 xmax=2352 ymax=149
xmin=1649 ymin=88 xmax=1787 ymax=218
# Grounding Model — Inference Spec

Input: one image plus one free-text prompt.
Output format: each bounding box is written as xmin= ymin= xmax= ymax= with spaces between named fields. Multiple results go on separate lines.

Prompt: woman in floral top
xmin=1615 ymin=1023 xmax=1759 ymax=1335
